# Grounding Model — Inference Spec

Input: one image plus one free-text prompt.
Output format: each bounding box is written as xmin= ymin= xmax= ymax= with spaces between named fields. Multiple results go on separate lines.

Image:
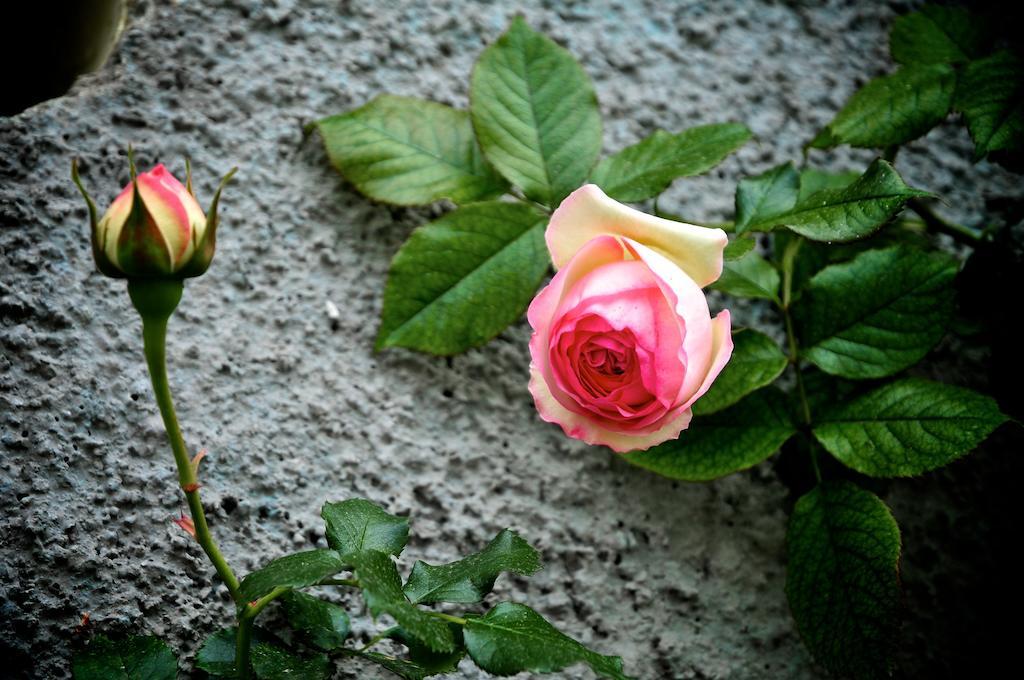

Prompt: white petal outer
xmin=529 ymin=367 xmax=695 ymax=453
xmin=546 ymin=184 xmax=728 ymax=287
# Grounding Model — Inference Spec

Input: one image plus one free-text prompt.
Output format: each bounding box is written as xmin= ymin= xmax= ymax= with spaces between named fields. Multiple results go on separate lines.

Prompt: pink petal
xmin=680 ymin=310 xmax=734 ymax=410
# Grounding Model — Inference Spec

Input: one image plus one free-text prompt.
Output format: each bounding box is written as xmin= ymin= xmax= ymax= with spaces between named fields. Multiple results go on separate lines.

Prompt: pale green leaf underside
xmin=317 ymin=95 xmax=507 ymax=205
xmin=795 ymin=245 xmax=957 ymax=379
xmin=591 ymin=123 xmax=752 ymax=202
xmin=712 ymin=248 xmax=780 ymax=302
xmin=745 ymin=159 xmax=929 ymax=241
xmin=810 ymin=64 xmax=955 ymax=149
xmin=955 ymin=51 xmax=1024 ymax=160
xmin=404 ymin=529 xmax=541 ymax=604
xmin=352 ymin=550 xmax=456 ymax=654
xmin=73 ymin=635 xmax=177 ymax=680
xmin=813 ymin=378 xmax=1007 ymax=477
xmin=786 ymin=481 xmax=901 ymax=679
xmin=623 ymin=388 xmax=795 ymax=481
xmin=239 ymin=549 xmax=346 ymax=602
xmin=377 ymin=201 xmax=549 ymax=355
xmin=693 ymin=329 xmax=787 ymax=415
xmin=734 ymin=161 xmax=799 ymax=234
xmin=890 ymin=4 xmax=988 ymax=66
xmin=464 ymin=602 xmax=633 ymax=680
xmin=470 ymin=16 xmax=602 ymax=206
xmin=321 ymin=498 xmax=410 ymax=557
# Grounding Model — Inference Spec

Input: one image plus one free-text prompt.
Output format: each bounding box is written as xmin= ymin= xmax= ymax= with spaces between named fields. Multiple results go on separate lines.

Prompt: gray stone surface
xmin=2 ymin=1 xmax=1020 ymax=678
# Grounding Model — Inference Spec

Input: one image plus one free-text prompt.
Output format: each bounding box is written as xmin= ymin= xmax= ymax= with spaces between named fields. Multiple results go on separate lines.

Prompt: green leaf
xmin=464 ymin=602 xmax=632 ymax=679
xmin=316 ymin=95 xmax=508 ymax=206
xmin=389 ymin=625 xmax=466 ymax=675
xmin=796 ymin=168 xmax=859 ymax=203
xmin=692 ymin=329 xmax=788 ymax=416
xmin=321 ymin=498 xmax=409 ymax=557
xmin=746 ymin=159 xmax=930 ymax=242
xmin=280 ymin=590 xmax=350 ymax=651
xmin=955 ymin=51 xmax=1024 ymax=160
xmin=786 ymin=481 xmax=901 ymax=679
xmin=810 ymin=64 xmax=955 ymax=149
xmin=73 ymin=635 xmax=176 ymax=680
xmin=813 ymin=378 xmax=1007 ymax=477
xmin=591 ymin=123 xmax=752 ymax=202
xmin=723 ymin=236 xmax=756 ymax=261
xmin=358 ymin=651 xmax=449 ymax=680
xmin=890 ymin=4 xmax=990 ymax=66
xmin=196 ymin=629 xmax=237 ymax=678
xmin=404 ymin=528 xmax=542 ymax=605
xmin=794 ymin=245 xmax=957 ymax=379
xmin=622 ymin=388 xmax=795 ymax=481
xmin=239 ymin=549 xmax=346 ymax=602
xmin=734 ymin=162 xmax=799 ymax=234
xmin=376 ymin=201 xmax=549 ymax=355
xmin=352 ymin=550 xmax=456 ymax=653
xmin=251 ymin=643 xmax=330 ymax=680
xmin=470 ymin=16 xmax=601 ymax=206
xmin=711 ymin=248 xmax=780 ymax=302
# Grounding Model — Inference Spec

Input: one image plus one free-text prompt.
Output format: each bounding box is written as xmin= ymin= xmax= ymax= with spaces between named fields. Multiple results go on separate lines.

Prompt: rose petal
xmin=679 ymin=310 xmax=734 ymax=410
xmin=546 ymin=184 xmax=728 ymax=287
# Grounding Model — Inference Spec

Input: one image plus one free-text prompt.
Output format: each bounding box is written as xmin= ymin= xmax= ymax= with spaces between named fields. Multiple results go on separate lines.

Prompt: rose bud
xmin=71 ymin=151 xmax=236 ymax=280
xmin=527 ymin=185 xmax=733 ymax=452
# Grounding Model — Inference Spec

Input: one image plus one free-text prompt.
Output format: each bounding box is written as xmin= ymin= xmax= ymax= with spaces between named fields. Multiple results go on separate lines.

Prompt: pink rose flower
xmin=527 ymin=184 xmax=733 ymax=452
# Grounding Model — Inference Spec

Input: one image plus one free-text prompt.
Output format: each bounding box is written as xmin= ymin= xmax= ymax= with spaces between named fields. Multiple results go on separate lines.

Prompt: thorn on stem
xmin=173 ymin=513 xmax=197 ymax=538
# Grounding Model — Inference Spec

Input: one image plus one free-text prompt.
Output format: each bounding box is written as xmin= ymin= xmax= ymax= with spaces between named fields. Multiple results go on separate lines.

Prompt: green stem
xmin=428 ymin=611 xmax=468 ymax=626
xmin=131 ymin=280 xmax=242 ymax=603
xmin=233 ymin=587 xmax=289 ymax=680
xmin=317 ymin=577 xmax=360 ymax=588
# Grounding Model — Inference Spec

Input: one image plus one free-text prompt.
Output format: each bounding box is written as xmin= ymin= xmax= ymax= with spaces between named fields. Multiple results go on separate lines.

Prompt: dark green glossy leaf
xmin=239 ymin=549 xmax=346 ymax=602
xmin=389 ymin=625 xmax=466 ymax=675
xmin=196 ymin=629 xmax=238 ymax=678
xmin=623 ymin=389 xmax=795 ymax=481
xmin=316 ymin=95 xmax=507 ymax=205
xmin=734 ymin=162 xmax=798 ymax=234
xmin=890 ymin=4 xmax=990 ymax=66
xmin=464 ymin=602 xmax=632 ymax=679
xmin=281 ymin=590 xmax=350 ymax=651
xmin=786 ymin=481 xmax=901 ymax=679
xmin=693 ymin=329 xmax=787 ymax=415
xmin=712 ymin=249 xmax=780 ymax=302
xmin=251 ymin=643 xmax=330 ymax=680
xmin=813 ymin=378 xmax=1007 ymax=477
xmin=405 ymin=528 xmax=541 ymax=604
xmin=795 ymin=245 xmax=957 ymax=379
xmin=591 ymin=123 xmax=752 ymax=202
xmin=73 ymin=635 xmax=176 ymax=680
xmin=376 ymin=201 xmax=549 ymax=355
xmin=358 ymin=651 xmax=450 ymax=680
xmin=321 ymin=498 xmax=409 ymax=557
xmin=955 ymin=51 xmax=1024 ymax=160
xmin=747 ymin=160 xmax=930 ymax=242
xmin=810 ymin=64 xmax=955 ymax=149
xmin=352 ymin=550 xmax=455 ymax=653
xmin=796 ymin=168 xmax=859 ymax=202
xmin=470 ymin=17 xmax=601 ymax=206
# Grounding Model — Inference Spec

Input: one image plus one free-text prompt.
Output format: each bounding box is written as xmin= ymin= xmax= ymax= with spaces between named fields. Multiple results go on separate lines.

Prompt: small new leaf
xmin=239 ymin=549 xmax=346 ymax=602
xmin=464 ymin=602 xmax=633 ymax=680
xmin=623 ymin=388 xmax=795 ymax=481
xmin=794 ymin=245 xmax=957 ymax=379
xmin=692 ymin=329 xmax=788 ymax=416
xmin=316 ymin=95 xmax=507 ymax=205
xmin=813 ymin=378 xmax=1007 ymax=477
xmin=321 ymin=498 xmax=409 ymax=557
xmin=810 ymin=64 xmax=956 ymax=149
xmin=404 ymin=528 xmax=542 ymax=604
xmin=352 ymin=550 xmax=456 ymax=653
xmin=591 ymin=123 xmax=752 ymax=202
xmin=734 ymin=162 xmax=799 ymax=234
xmin=471 ymin=16 xmax=601 ymax=207
xmin=786 ymin=481 xmax=901 ymax=679
xmin=72 ymin=635 xmax=177 ymax=680
xmin=376 ymin=202 xmax=549 ymax=355
xmin=955 ymin=51 xmax=1024 ymax=160
xmin=281 ymin=590 xmax=350 ymax=651
xmin=746 ymin=159 xmax=930 ymax=242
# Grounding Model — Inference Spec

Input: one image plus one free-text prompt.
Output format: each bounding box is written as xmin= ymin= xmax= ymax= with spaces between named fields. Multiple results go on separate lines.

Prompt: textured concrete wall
xmin=2 ymin=1 xmax=1020 ymax=678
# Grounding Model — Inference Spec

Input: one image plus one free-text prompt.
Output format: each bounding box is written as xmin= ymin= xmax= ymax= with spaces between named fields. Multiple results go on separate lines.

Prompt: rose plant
xmin=312 ymin=6 xmax=1019 ymax=678
xmin=70 ymin=152 xmax=634 ymax=679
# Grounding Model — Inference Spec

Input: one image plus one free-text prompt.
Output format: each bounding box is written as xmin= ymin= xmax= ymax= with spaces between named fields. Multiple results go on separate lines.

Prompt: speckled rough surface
xmin=2 ymin=1 xmax=1022 ymax=679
